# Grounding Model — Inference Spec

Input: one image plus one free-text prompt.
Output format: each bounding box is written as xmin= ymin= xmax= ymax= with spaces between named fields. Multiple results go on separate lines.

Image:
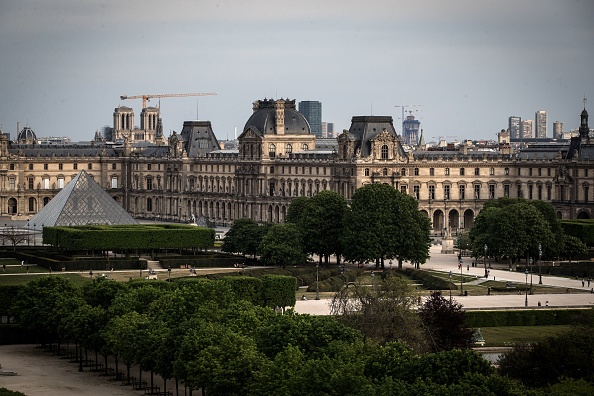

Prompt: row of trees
xmin=457 ymin=198 xmax=587 ymax=271
xmin=8 ymin=275 xmax=594 ymax=395
xmin=223 ymin=185 xmax=431 ymax=269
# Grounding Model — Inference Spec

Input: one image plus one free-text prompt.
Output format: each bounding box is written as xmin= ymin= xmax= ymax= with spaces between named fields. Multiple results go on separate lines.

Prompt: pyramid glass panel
xmin=29 ymin=171 xmax=137 ymax=230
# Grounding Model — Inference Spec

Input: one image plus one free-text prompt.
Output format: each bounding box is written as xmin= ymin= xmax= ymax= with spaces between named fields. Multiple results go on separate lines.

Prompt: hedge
xmin=262 ymin=275 xmax=297 ymax=309
xmin=307 ymin=269 xmax=360 ymax=292
xmin=43 ymin=224 xmax=215 ymax=250
xmin=403 ymin=268 xmax=454 ymax=290
xmin=464 ymin=309 xmax=591 ymax=327
xmin=561 ymin=219 xmax=594 ymax=246
xmin=0 ymin=285 xmax=21 ymax=316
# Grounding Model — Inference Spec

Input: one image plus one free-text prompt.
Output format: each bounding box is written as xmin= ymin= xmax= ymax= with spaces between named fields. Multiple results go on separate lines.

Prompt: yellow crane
xmin=120 ymin=92 xmax=217 ymax=108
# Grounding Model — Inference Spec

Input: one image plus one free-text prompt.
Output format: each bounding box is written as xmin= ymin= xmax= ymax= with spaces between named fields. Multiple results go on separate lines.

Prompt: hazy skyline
xmin=1 ymin=0 xmax=593 ymax=142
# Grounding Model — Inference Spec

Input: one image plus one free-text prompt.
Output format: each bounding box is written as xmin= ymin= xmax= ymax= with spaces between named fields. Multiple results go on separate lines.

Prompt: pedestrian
xmin=589 ymin=278 xmax=591 ymax=287
xmin=582 ymin=279 xmax=585 ymax=287
xmin=2 ymin=264 xmax=5 ymax=272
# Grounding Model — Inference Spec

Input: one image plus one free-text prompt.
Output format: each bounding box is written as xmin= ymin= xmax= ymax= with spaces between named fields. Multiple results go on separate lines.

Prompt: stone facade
xmin=0 ymin=99 xmax=592 ymax=231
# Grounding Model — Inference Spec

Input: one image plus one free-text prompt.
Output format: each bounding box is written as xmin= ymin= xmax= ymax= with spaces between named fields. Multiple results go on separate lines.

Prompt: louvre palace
xmin=1 ymin=98 xmax=593 ymax=233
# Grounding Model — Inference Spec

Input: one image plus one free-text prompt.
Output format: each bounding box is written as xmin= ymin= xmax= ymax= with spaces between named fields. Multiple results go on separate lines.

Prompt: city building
xmin=402 ymin=113 xmax=421 ymax=145
xmin=298 ymin=101 xmax=322 ymax=138
xmin=535 ymin=110 xmax=548 ymax=138
xmin=553 ymin=121 xmax=564 ymax=140
xmin=521 ymin=119 xmax=533 ymax=140
xmin=0 ymin=99 xmax=592 ymax=232
xmin=508 ymin=116 xmax=521 ymax=139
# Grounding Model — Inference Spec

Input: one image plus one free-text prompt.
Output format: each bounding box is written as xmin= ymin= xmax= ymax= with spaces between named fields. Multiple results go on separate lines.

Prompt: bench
xmin=144 ymin=386 xmax=160 ymax=395
xmin=132 ymin=380 xmax=148 ymax=390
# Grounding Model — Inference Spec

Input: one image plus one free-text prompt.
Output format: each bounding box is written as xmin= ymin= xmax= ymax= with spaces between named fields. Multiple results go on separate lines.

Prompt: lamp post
xmin=525 ymin=269 xmax=529 ymax=307
xmin=538 ymin=243 xmax=543 ymax=284
xmin=26 ymin=223 xmax=30 ymax=246
xmin=460 ymin=263 xmax=464 ymax=296
xmin=168 ymin=265 xmax=171 ymax=281
xmin=315 ymin=263 xmax=320 ymax=300
xmin=33 ymin=224 xmax=36 ymax=246
xmin=530 ymin=257 xmax=533 ymax=295
xmin=484 ymin=244 xmax=488 ymax=277
xmin=449 ymin=271 xmax=452 ymax=303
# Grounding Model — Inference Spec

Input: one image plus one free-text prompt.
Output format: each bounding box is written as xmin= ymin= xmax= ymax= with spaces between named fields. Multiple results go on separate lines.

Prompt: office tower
xmin=553 ymin=121 xmax=563 ymax=140
xmin=520 ymin=120 xmax=533 ymax=139
xmin=402 ymin=113 xmax=421 ymax=145
xmin=298 ymin=101 xmax=322 ymax=138
xmin=321 ymin=122 xmax=328 ymax=138
xmin=535 ymin=110 xmax=547 ymax=138
xmin=509 ymin=116 xmax=521 ymax=139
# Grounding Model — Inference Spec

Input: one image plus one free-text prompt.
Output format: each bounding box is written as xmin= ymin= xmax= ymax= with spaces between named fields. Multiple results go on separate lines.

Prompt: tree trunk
xmin=398 ymin=258 xmax=403 ymax=270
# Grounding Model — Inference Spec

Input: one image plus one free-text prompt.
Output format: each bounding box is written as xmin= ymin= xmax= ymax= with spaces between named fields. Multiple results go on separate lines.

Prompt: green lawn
xmin=479 ymin=325 xmax=571 ymax=347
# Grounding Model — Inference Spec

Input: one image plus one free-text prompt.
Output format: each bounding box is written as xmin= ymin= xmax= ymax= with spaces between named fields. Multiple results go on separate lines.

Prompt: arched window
xmin=364 ymin=168 xmax=370 ymax=176
xmin=302 ymin=143 xmax=309 ymax=151
xmin=383 ymin=168 xmax=388 ymax=176
xmin=269 ymin=143 xmax=276 ymax=158
xmin=28 ymin=197 xmax=36 ymax=212
xmin=381 ymin=144 xmax=389 ymax=159
xmin=286 ymin=144 xmax=292 ymax=153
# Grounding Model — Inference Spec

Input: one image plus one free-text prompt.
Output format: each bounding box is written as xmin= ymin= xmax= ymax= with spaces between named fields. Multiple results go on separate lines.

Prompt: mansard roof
xmin=243 ymin=98 xmax=311 ymax=136
xmin=348 ymin=116 xmax=399 ymax=157
xmin=179 ymin=121 xmax=220 ymax=157
xmin=8 ymin=144 xmax=119 ymax=157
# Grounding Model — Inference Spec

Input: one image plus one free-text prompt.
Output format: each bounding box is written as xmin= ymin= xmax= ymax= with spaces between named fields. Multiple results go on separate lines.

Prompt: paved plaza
xmin=294 ymin=244 xmax=594 ymax=315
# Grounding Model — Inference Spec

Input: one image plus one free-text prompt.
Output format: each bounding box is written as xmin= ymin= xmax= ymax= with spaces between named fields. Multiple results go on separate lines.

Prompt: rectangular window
xmin=459 ymin=185 xmax=465 ymax=200
xmin=445 ymin=168 xmax=450 ymax=176
xmin=58 ymin=177 xmax=64 ymax=189
xmin=28 ymin=177 xmax=34 ymax=190
xmin=58 ymin=163 xmax=63 ymax=170
xmin=444 ymin=185 xmax=450 ymax=200
xmin=147 ymin=178 xmax=153 ymax=190
xmin=73 ymin=163 xmax=78 ymax=170
xmin=29 ymin=163 xmax=33 ymax=170
xmin=489 ymin=184 xmax=495 ymax=199
xmin=400 ymin=185 xmax=407 ymax=194
xmin=538 ymin=185 xmax=543 ymax=200
xmin=429 ymin=185 xmax=435 ymax=200
xmin=474 ymin=168 xmax=480 ymax=176
xmin=43 ymin=163 xmax=48 ymax=170
xmin=88 ymin=163 xmax=92 ymax=170
xmin=189 ymin=179 xmax=195 ymax=191
xmin=538 ymin=168 xmax=542 ymax=176
xmin=9 ymin=178 xmax=15 ymax=190
xmin=430 ymin=168 xmax=435 ymax=176
xmin=43 ymin=178 xmax=50 ymax=189
xmin=529 ymin=168 xmax=533 ymax=176
xmin=529 ymin=185 xmax=533 ymax=200
xmin=474 ymin=185 xmax=480 ymax=199
xmin=111 ymin=177 xmax=118 ymax=189
xmin=460 ymin=168 xmax=465 ymax=176
xmin=547 ymin=185 xmax=551 ymax=200
xmin=413 ymin=185 xmax=420 ymax=199
xmin=504 ymin=185 xmax=510 ymax=198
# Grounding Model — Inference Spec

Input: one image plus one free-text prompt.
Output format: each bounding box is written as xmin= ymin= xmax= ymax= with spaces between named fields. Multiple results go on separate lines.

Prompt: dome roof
xmin=17 ymin=126 xmax=37 ymax=142
xmin=243 ymin=99 xmax=311 ymax=136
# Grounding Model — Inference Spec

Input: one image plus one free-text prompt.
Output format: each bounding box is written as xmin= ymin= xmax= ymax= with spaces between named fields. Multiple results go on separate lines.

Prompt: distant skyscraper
xmin=402 ymin=114 xmax=421 ymax=145
xmin=520 ymin=120 xmax=533 ymax=139
xmin=321 ymin=122 xmax=328 ymax=138
xmin=298 ymin=101 xmax=322 ymax=138
xmin=535 ymin=110 xmax=547 ymax=138
xmin=553 ymin=121 xmax=563 ymax=140
xmin=508 ymin=116 xmax=521 ymax=139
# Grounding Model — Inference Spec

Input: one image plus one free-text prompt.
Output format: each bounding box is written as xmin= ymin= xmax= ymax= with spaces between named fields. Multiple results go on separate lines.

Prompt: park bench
xmin=144 ymin=386 xmax=160 ymax=395
xmin=132 ymin=380 xmax=148 ymax=390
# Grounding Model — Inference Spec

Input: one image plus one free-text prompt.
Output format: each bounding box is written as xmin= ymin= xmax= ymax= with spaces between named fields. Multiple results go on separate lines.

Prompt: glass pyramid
xmin=29 ymin=171 xmax=138 ymax=230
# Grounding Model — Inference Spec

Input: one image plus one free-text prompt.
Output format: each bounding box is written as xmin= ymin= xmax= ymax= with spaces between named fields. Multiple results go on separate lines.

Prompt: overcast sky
xmin=1 ymin=0 xmax=593 ymax=143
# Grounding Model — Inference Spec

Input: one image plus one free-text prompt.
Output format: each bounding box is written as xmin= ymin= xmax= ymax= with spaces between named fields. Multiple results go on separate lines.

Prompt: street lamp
xmin=168 ymin=265 xmax=171 ymax=281
xmin=530 ymin=257 xmax=533 ymax=295
xmin=538 ymin=243 xmax=543 ymax=284
xmin=460 ymin=263 xmax=464 ymax=296
xmin=484 ymin=244 xmax=488 ymax=277
xmin=449 ymin=271 xmax=452 ymax=303
xmin=525 ymin=269 xmax=529 ymax=307
xmin=315 ymin=263 xmax=320 ymax=300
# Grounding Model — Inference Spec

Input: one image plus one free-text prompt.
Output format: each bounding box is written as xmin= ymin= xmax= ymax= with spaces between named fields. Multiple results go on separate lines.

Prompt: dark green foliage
xmin=222 ymin=218 xmax=270 ymax=257
xmin=498 ymin=326 xmax=594 ymax=387
xmin=43 ymin=224 xmax=214 ymax=250
xmin=261 ymin=275 xmax=297 ymax=308
xmin=403 ymin=268 xmax=453 ymax=290
xmin=464 ymin=309 xmax=591 ymax=327
xmin=307 ymin=269 xmax=360 ymax=292
xmin=0 ymin=285 xmax=21 ymax=315
xmin=259 ymin=224 xmax=307 ymax=266
xmin=0 ymin=388 xmax=27 ymax=396
xmin=561 ymin=219 xmax=594 ymax=246
xmin=220 ymin=276 xmax=263 ymax=305
xmin=419 ymin=291 xmax=475 ymax=352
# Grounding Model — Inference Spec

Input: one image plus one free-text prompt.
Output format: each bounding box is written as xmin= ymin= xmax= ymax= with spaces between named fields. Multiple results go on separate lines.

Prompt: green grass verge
xmin=0 ymin=273 xmax=91 ymax=286
xmin=478 ymin=325 xmax=571 ymax=347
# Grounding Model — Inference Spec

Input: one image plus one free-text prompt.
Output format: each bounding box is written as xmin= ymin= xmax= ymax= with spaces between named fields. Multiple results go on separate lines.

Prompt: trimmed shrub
xmin=464 ymin=309 xmax=590 ymax=327
xmin=561 ymin=219 xmax=594 ymax=246
xmin=403 ymin=268 xmax=453 ymax=290
xmin=261 ymin=275 xmax=297 ymax=308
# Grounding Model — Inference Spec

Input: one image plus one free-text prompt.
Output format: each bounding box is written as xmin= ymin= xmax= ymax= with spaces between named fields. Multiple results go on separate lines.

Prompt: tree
xmin=342 ymin=183 xmax=430 ymax=269
xmin=329 ymin=273 xmax=429 ymax=351
xmin=222 ymin=218 xmax=269 ymax=258
xmin=259 ymin=223 xmax=307 ymax=267
xmin=296 ymin=190 xmax=347 ymax=265
xmin=418 ymin=291 xmax=475 ymax=352
xmin=285 ymin=196 xmax=310 ymax=224
xmin=560 ymin=234 xmax=588 ymax=263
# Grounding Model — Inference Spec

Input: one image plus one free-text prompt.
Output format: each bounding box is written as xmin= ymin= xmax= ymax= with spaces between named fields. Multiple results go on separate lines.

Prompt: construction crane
xmin=120 ymin=92 xmax=217 ymax=108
